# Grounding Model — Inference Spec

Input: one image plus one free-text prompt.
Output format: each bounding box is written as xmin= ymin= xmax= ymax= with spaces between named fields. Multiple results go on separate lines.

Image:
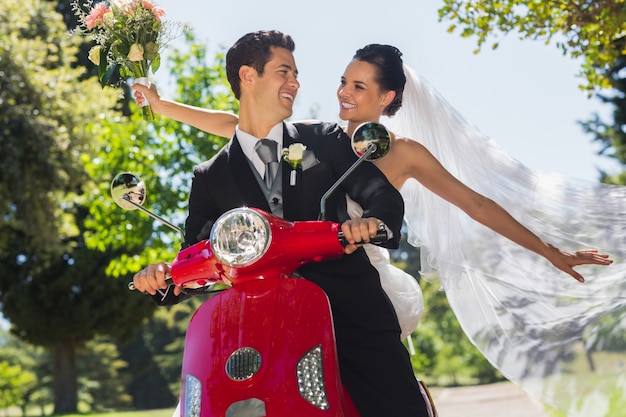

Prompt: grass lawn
xmin=61 ymin=410 xmax=175 ymax=417
xmin=0 ymin=408 xmax=176 ymax=417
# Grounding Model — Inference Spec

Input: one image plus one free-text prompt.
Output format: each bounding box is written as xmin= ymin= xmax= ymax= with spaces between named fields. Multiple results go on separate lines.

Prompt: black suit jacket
xmin=171 ymin=122 xmax=405 ymax=331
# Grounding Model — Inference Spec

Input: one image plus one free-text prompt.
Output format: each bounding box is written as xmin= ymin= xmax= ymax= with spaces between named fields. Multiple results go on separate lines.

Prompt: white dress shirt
xmin=235 ymin=123 xmax=284 ymax=177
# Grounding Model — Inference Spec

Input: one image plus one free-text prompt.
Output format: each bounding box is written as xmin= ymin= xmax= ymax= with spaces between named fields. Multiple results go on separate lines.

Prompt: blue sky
xmin=152 ymin=0 xmax=622 ymax=182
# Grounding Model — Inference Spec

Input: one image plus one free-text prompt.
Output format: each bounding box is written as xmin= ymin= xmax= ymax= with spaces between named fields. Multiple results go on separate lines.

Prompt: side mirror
xmin=110 ymin=172 xmax=185 ymax=241
xmin=111 ymin=172 xmax=147 ymax=210
xmin=351 ymin=122 xmax=391 ymax=161
xmin=319 ymin=122 xmax=392 ymax=220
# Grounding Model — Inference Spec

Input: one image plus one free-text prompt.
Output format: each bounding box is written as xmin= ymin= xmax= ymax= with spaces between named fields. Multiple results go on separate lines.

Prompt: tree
xmin=580 ymin=55 xmax=626 ymax=184
xmin=438 ymin=0 xmax=626 ymax=91
xmin=77 ymin=337 xmax=133 ymax=412
xmin=0 ymin=1 xmax=157 ymax=413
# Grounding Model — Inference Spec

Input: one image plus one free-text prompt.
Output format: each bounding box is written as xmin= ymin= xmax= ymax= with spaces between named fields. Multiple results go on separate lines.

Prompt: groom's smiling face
xmin=253 ymin=46 xmax=300 ymax=121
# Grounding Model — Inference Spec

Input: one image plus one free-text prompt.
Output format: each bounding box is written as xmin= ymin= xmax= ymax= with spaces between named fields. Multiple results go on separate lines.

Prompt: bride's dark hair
xmin=353 ymin=44 xmax=406 ymax=116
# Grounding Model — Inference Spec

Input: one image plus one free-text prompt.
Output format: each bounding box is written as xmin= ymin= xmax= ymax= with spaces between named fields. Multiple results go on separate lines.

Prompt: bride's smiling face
xmin=337 ymin=59 xmax=392 ymax=126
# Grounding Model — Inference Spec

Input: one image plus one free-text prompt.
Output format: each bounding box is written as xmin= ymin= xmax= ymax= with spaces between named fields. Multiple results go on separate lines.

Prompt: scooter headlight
xmin=210 ymin=208 xmax=271 ymax=267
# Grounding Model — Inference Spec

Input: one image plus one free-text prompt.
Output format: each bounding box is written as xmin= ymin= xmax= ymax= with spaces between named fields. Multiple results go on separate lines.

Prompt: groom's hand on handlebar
xmin=133 ymin=262 xmax=181 ymax=296
xmin=341 ymin=217 xmax=386 ymax=255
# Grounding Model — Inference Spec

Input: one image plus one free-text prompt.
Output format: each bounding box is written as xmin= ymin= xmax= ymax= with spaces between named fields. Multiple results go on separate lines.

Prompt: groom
xmin=133 ymin=30 xmax=429 ymax=417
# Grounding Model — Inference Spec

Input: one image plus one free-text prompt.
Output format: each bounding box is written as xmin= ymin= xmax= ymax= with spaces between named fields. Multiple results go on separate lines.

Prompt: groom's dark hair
xmin=226 ymin=30 xmax=296 ymax=99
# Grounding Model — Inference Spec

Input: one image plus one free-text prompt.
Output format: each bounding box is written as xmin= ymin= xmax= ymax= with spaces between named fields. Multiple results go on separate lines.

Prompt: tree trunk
xmin=51 ymin=341 xmax=78 ymax=414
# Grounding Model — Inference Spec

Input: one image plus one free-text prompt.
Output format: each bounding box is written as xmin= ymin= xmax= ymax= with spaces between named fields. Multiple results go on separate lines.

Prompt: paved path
xmin=432 ymin=382 xmax=549 ymax=417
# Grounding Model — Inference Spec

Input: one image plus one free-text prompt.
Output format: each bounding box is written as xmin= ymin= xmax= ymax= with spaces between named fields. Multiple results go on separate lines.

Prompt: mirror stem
xmin=122 ymin=195 xmax=186 ymax=242
xmin=319 ymin=143 xmax=377 ymax=221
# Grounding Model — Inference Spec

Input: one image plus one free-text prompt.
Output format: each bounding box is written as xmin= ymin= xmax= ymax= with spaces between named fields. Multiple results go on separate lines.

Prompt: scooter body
xmin=171 ymin=208 xmax=360 ymax=417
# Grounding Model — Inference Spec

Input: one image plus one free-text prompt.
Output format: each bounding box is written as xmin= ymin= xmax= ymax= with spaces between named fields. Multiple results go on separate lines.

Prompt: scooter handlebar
xmin=127 ymin=218 xmax=389 ymax=292
xmin=338 ymin=228 xmax=389 ymax=247
xmin=127 ymin=274 xmax=174 ymax=292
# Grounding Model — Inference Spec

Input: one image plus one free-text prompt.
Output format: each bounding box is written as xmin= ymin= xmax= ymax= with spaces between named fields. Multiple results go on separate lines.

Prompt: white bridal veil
xmin=383 ymin=65 xmax=626 ymax=417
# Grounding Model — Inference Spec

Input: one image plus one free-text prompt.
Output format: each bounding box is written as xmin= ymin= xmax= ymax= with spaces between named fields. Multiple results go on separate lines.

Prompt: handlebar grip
xmin=338 ymin=229 xmax=389 ymax=247
xmin=127 ymin=274 xmax=174 ymax=292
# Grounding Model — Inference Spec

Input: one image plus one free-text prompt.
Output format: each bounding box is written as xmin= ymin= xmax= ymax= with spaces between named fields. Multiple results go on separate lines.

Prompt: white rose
xmin=127 ymin=43 xmax=144 ymax=62
xmin=111 ymin=0 xmax=138 ymax=15
xmin=287 ymin=143 xmax=306 ymax=161
xmin=88 ymin=45 xmax=101 ymax=65
xmin=102 ymin=11 xmax=115 ymax=27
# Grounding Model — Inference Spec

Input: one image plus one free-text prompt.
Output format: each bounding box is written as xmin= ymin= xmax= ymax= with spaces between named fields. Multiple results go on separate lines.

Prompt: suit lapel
xmin=282 ymin=123 xmax=301 ymax=220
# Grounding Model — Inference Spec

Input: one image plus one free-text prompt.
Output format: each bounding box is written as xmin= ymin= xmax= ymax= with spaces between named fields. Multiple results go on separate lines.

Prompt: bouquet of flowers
xmin=72 ymin=0 xmax=181 ymax=120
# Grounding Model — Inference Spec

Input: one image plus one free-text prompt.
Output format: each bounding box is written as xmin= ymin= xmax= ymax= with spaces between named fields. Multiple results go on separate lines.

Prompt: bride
xmin=133 ymin=44 xmax=624 ymax=417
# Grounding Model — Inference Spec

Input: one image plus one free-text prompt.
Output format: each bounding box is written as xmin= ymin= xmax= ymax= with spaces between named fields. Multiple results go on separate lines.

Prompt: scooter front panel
xmin=181 ymin=278 xmax=357 ymax=416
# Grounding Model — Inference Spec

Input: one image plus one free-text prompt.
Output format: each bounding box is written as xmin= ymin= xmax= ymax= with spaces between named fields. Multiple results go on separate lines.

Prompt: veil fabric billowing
xmin=382 ymin=65 xmax=626 ymax=417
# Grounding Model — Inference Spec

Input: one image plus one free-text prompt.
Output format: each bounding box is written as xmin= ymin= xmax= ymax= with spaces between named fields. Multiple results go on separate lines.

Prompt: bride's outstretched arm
xmin=131 ymin=82 xmax=238 ymax=138
xmin=385 ymin=138 xmax=613 ymax=283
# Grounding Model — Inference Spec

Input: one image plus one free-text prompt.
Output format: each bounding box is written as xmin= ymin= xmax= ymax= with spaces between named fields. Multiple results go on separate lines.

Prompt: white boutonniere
xmin=282 ymin=143 xmax=307 ymax=186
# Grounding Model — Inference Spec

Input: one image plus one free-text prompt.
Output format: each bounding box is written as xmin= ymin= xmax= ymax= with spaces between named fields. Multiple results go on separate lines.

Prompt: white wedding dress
xmin=382 ymin=65 xmax=626 ymax=417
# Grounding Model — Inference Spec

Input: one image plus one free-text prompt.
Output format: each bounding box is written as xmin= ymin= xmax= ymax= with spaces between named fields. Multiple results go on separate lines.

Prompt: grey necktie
xmin=254 ymin=139 xmax=279 ymax=189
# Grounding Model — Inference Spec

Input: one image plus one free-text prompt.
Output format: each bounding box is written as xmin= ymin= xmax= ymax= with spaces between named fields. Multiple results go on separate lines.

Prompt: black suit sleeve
xmin=322 ymin=123 xmax=404 ymax=249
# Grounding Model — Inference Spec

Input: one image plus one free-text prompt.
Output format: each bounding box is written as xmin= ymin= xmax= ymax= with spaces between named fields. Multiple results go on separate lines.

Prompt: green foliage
xmin=0 ymin=0 xmax=118 ymax=257
xmin=0 ymin=361 xmax=35 ymax=411
xmin=580 ymin=55 xmax=626 ymax=184
xmin=438 ymin=0 xmax=626 ymax=91
xmin=0 ymin=328 xmax=51 ymax=414
xmin=164 ymin=30 xmax=238 ymax=160
xmin=77 ymin=336 xmax=133 ymax=411
xmin=0 ymin=0 xmax=160 ymax=349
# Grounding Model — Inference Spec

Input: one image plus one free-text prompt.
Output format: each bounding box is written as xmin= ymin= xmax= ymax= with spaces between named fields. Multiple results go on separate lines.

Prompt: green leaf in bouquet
xmin=101 ymin=63 xmax=119 ymax=87
xmin=151 ymin=54 xmax=161 ymax=74
xmin=119 ymin=65 xmax=133 ymax=78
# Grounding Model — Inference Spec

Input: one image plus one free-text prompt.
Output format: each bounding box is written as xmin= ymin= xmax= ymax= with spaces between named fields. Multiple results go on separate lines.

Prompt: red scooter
xmin=111 ymin=123 xmax=437 ymax=417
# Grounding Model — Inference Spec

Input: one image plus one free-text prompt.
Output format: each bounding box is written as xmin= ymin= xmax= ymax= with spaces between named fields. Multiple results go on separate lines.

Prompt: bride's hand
xmin=546 ymin=245 xmax=613 ymax=283
xmin=131 ymin=82 xmax=161 ymax=109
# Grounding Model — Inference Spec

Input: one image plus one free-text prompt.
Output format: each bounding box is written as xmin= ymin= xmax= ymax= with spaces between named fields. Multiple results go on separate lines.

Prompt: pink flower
xmin=140 ymin=0 xmax=166 ymax=21
xmin=84 ymin=2 xmax=111 ymax=29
